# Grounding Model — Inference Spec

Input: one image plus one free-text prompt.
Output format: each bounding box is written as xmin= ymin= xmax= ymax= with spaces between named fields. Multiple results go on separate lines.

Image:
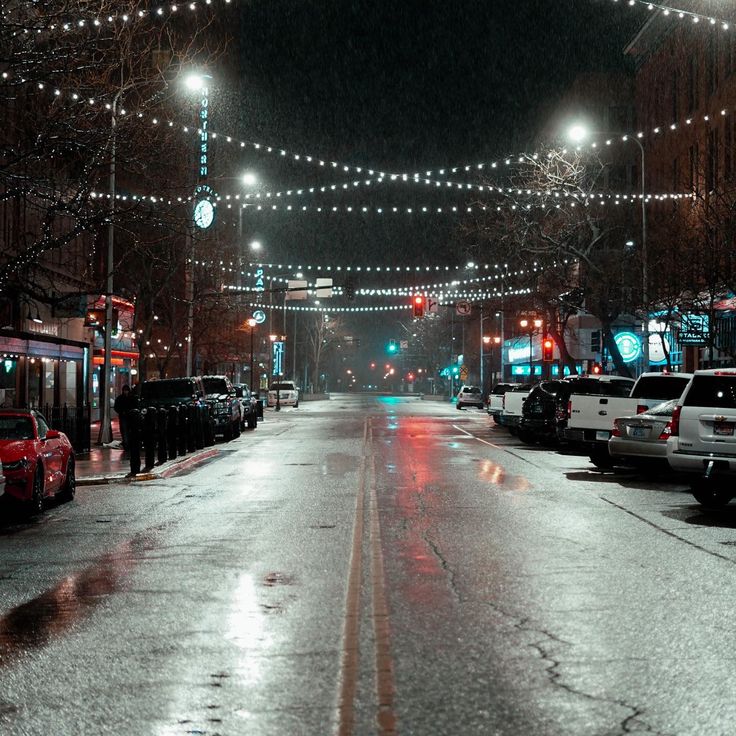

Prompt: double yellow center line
xmin=337 ymin=417 xmax=397 ymax=735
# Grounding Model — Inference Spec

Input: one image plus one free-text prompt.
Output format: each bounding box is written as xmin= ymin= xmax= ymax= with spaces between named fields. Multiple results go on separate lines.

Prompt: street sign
xmin=456 ymin=300 xmax=471 ymax=316
xmin=427 ymin=297 xmax=439 ymax=314
xmin=315 ymin=277 xmax=333 ymax=298
xmin=459 ymin=366 xmax=468 ymax=381
xmin=400 ymin=340 xmax=408 ymax=349
xmin=252 ymin=309 xmax=266 ymax=324
xmin=286 ymin=279 xmax=308 ymax=300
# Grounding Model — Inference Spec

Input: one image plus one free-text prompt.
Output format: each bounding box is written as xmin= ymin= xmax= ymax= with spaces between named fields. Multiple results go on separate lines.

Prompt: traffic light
xmin=542 ymin=337 xmax=554 ymax=362
xmin=386 ymin=339 xmax=398 ymax=354
xmin=412 ymin=294 xmax=425 ymax=318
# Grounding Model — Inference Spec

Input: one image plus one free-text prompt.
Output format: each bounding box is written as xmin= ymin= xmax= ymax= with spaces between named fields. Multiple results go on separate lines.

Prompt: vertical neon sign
xmin=198 ymin=82 xmax=209 ymax=181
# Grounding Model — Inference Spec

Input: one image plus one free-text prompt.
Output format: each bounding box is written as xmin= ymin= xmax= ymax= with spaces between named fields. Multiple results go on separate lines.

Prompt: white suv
xmin=456 ymin=385 xmax=484 ymax=410
xmin=666 ymin=369 xmax=736 ymax=507
xmin=267 ymin=380 xmax=299 ymax=408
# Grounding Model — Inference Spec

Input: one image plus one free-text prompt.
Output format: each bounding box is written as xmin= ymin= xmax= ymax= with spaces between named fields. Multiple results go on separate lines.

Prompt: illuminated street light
xmin=242 ymin=171 xmax=258 ymax=187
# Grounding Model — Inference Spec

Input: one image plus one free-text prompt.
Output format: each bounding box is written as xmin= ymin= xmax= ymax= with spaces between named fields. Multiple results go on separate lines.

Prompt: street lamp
xmin=520 ymin=318 xmax=543 ymax=379
xmin=568 ymin=123 xmax=648 ymax=372
xmin=247 ymin=317 xmax=257 ymax=392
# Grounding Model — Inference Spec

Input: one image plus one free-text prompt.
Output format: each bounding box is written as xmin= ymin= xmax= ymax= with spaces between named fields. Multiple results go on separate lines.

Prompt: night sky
xmin=219 ymin=0 xmax=645 ymax=272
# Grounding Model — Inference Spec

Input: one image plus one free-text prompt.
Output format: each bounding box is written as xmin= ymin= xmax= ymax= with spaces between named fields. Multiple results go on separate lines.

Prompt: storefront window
xmin=0 ymin=358 xmax=17 ymax=407
xmin=28 ymin=358 xmax=42 ymax=408
xmin=42 ymin=359 xmax=56 ymax=407
xmin=59 ymin=360 xmax=77 ymax=407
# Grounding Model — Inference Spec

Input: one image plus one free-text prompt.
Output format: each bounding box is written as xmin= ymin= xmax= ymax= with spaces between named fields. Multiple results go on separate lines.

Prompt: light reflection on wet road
xmin=2 ymin=395 xmax=736 ymax=735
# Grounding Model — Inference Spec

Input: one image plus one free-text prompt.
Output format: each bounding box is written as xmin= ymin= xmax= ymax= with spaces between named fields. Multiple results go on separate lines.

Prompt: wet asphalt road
xmin=1 ymin=393 xmax=736 ymax=735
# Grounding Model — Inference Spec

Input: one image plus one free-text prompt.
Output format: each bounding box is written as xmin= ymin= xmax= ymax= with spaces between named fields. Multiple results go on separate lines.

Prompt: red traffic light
xmin=412 ymin=294 xmax=425 ymax=317
xmin=542 ymin=337 xmax=554 ymax=362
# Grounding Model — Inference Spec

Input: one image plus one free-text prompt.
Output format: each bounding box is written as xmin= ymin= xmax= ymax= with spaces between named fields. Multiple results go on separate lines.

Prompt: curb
xmin=77 ymin=448 xmax=220 ymax=486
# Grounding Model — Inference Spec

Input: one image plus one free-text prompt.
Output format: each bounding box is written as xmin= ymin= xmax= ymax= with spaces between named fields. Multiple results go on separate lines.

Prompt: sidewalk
xmin=76 ymin=420 xmax=219 ymax=486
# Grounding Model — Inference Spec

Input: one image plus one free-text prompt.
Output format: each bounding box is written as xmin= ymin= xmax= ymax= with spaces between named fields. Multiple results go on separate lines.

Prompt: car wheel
xmin=28 ymin=466 xmax=44 ymax=516
xmin=692 ymin=478 xmax=733 ymax=508
xmin=294 ymin=400 xmax=299 ymax=408
xmin=223 ymin=423 xmax=232 ymax=442
xmin=517 ymin=429 xmax=534 ymax=444
xmin=589 ymin=448 xmax=613 ymax=469
xmin=234 ymin=419 xmax=241 ymax=438
xmin=58 ymin=457 xmax=75 ymax=502
xmin=456 ymin=404 xmax=463 ymax=410
xmin=248 ymin=413 xmax=257 ymax=429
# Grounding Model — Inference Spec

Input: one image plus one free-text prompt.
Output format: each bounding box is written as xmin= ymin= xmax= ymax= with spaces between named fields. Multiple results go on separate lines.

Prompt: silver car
xmin=608 ymin=399 xmax=679 ymax=467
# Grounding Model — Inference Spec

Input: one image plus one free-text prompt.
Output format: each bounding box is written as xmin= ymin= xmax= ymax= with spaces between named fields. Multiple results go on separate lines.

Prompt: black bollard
xmin=128 ymin=409 xmax=141 ymax=476
xmin=143 ymin=406 xmax=157 ymax=470
xmin=157 ymin=407 xmax=168 ymax=465
xmin=178 ymin=404 xmax=188 ymax=455
xmin=194 ymin=405 xmax=205 ymax=449
xmin=202 ymin=405 xmax=214 ymax=447
xmin=187 ymin=405 xmax=197 ymax=452
xmin=167 ymin=406 xmax=178 ymax=460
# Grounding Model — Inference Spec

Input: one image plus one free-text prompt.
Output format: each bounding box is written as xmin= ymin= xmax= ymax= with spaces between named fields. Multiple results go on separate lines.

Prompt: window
xmin=672 ymin=69 xmax=679 ymax=121
xmin=726 ymin=120 xmax=733 ymax=180
xmin=684 ymin=377 xmax=736 ymax=409
xmin=707 ymin=35 xmax=719 ymax=95
xmin=35 ymin=413 xmax=49 ymax=438
xmin=689 ymin=144 xmax=699 ymax=191
xmin=707 ymin=128 xmax=719 ymax=191
xmin=688 ymin=57 xmax=698 ymax=113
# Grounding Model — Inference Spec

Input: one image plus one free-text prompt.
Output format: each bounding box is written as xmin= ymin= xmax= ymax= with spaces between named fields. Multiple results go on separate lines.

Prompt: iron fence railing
xmin=41 ymin=404 xmax=91 ymax=454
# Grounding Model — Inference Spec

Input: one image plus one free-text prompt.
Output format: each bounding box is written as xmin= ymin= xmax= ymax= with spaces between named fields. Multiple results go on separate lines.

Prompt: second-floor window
xmin=688 ymin=57 xmax=698 ymax=113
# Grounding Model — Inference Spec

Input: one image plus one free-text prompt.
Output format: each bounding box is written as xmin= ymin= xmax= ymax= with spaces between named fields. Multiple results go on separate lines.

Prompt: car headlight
xmin=2 ymin=458 xmax=29 ymax=472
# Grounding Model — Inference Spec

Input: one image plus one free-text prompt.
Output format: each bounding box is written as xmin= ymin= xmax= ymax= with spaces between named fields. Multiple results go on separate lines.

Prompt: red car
xmin=0 ymin=409 xmax=75 ymax=515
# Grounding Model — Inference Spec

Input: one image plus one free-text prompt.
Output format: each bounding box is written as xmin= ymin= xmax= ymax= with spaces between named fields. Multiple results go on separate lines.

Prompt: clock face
xmin=193 ymin=199 xmax=214 ymax=229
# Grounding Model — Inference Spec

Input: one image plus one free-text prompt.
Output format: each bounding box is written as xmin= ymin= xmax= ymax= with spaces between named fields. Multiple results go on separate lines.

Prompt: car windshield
xmin=0 ymin=416 xmax=34 ymax=440
xmin=203 ymin=378 xmax=229 ymax=395
xmin=270 ymin=383 xmax=295 ymax=391
xmin=141 ymin=381 xmax=194 ymax=400
xmin=462 ymin=387 xmax=481 ymax=394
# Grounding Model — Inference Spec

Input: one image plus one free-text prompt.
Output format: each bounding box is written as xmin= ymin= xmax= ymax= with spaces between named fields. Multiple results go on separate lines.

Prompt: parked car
xmin=138 ymin=376 xmax=215 ymax=443
xmin=456 ymin=385 xmax=484 ymax=410
xmin=498 ymin=383 xmax=535 ymax=433
xmin=608 ymin=399 xmax=679 ymax=468
xmin=234 ymin=384 xmax=259 ymax=429
xmin=518 ymin=379 xmax=574 ymax=445
xmin=202 ymin=375 xmax=242 ymax=440
xmin=561 ymin=372 xmax=691 ymax=467
xmin=666 ymin=369 xmax=736 ymax=507
xmin=0 ymin=409 xmax=75 ymax=515
xmin=268 ymin=380 xmax=299 ymax=408
xmin=487 ymin=383 xmax=518 ymax=423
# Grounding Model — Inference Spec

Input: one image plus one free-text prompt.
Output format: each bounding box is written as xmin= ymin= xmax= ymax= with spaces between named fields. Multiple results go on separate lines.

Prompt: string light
xmin=606 ymin=0 xmax=732 ymax=31
xmin=6 ymin=0 xmax=234 ymax=37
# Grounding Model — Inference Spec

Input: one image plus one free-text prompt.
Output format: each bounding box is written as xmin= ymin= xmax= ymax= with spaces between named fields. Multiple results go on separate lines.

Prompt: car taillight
xmin=611 ymin=420 xmax=622 ymax=437
xmin=636 ymin=404 xmax=647 ymax=414
xmin=665 ymin=405 xmax=682 ymax=438
xmin=566 ymin=400 xmax=572 ymax=419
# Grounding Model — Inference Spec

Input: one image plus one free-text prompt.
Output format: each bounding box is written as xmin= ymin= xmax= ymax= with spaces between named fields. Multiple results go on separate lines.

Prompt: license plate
xmin=595 ymin=430 xmax=610 ymax=441
xmin=714 ymin=422 xmax=734 ymax=436
xmin=631 ymin=426 xmax=647 ymax=438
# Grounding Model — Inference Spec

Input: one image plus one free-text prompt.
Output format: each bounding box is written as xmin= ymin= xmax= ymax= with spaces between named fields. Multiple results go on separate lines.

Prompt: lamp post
xmin=520 ymin=318 xmax=543 ymax=379
xmin=247 ymin=317 xmax=257 ymax=392
xmin=568 ymin=123 xmax=648 ymax=372
xmin=98 ymin=85 xmax=125 ymax=446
